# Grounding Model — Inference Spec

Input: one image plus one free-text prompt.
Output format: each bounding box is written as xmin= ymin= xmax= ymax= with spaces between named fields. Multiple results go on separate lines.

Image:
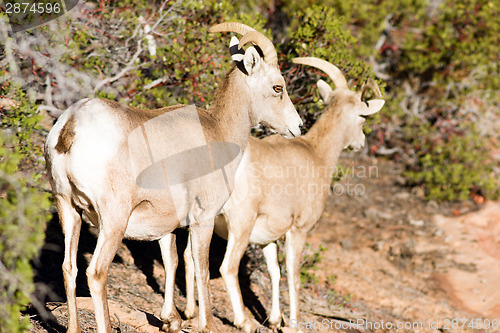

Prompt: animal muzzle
xmin=281 ymin=111 xmax=303 ymax=139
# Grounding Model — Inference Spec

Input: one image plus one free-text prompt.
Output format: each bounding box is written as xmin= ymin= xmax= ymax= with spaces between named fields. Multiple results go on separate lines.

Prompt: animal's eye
xmin=273 ymin=85 xmax=283 ymax=94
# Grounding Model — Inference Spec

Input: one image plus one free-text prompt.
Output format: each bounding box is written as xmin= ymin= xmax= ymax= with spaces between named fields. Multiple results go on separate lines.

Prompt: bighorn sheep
xmin=181 ymin=57 xmax=384 ymax=332
xmin=44 ymin=22 xmax=302 ymax=333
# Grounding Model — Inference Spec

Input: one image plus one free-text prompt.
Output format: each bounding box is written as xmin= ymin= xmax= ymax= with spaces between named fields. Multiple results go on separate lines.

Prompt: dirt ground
xmin=27 ymin=152 xmax=500 ymax=333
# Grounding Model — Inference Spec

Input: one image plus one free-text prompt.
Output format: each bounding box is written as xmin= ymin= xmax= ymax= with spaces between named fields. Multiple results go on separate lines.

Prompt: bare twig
xmin=94 ymin=41 xmax=144 ymax=92
xmin=38 ymin=105 xmax=64 ymax=118
xmin=144 ymin=77 xmax=168 ymax=90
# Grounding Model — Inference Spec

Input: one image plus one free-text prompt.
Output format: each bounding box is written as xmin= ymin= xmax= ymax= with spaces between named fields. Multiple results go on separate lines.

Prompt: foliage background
xmin=1 ymin=0 xmax=499 ymax=330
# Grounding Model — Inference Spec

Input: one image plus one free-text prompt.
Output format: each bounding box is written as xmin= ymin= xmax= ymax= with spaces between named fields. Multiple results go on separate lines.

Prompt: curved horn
xmin=292 ymin=57 xmax=348 ymax=89
xmin=209 ymin=22 xmax=256 ymax=35
xmin=238 ymin=31 xmax=278 ymax=66
xmin=360 ymin=78 xmax=382 ymax=99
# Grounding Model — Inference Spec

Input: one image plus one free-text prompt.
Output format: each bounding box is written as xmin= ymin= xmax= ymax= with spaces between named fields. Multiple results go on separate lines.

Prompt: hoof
xmin=184 ymin=307 xmax=196 ymax=320
xmin=67 ymin=327 xmax=82 ymax=333
xmin=269 ymin=315 xmax=285 ymax=332
xmin=160 ymin=312 xmax=182 ymax=332
xmin=236 ymin=317 xmax=260 ymax=333
xmin=200 ymin=325 xmax=218 ymax=333
xmin=270 ymin=322 xmax=282 ymax=332
xmin=279 ymin=328 xmax=303 ymax=333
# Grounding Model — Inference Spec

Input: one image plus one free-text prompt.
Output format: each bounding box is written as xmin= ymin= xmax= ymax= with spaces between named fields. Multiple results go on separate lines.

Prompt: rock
xmin=411 ymin=186 xmax=425 ymax=198
xmin=394 ymin=176 xmax=406 ymax=185
xmin=400 ymin=241 xmax=416 ymax=259
xmin=364 ymin=207 xmax=393 ymax=220
xmin=434 ymin=228 xmax=444 ymax=237
xmin=395 ymin=191 xmax=410 ymax=200
xmin=0 ymin=98 xmax=19 ymax=110
xmin=409 ymin=219 xmax=425 ymax=227
xmin=372 ymin=241 xmax=385 ymax=252
xmin=340 ymin=239 xmax=353 ymax=250
xmin=426 ymin=200 xmax=439 ymax=211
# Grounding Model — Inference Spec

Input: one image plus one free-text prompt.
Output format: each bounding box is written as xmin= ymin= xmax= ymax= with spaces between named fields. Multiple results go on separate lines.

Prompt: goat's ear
xmin=229 ymin=36 xmax=245 ymax=62
xmin=243 ymin=46 xmax=262 ymax=75
xmin=359 ymin=99 xmax=385 ymax=116
xmin=317 ymin=79 xmax=333 ymax=104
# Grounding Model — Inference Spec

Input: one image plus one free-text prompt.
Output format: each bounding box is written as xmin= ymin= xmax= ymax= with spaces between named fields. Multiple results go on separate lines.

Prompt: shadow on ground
xmin=29 ymin=212 xmax=269 ymax=328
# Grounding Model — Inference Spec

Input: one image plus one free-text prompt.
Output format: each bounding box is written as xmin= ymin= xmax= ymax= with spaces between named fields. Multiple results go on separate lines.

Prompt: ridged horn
xmin=292 ymin=57 xmax=348 ymax=89
xmin=360 ymin=78 xmax=382 ymax=99
xmin=238 ymin=31 xmax=278 ymax=66
xmin=209 ymin=22 xmax=256 ymax=35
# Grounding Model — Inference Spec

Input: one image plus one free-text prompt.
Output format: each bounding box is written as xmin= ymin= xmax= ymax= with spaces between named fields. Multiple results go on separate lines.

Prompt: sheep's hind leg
xmin=56 ymin=195 xmax=83 ymax=333
xmin=86 ymin=209 xmax=128 ymax=333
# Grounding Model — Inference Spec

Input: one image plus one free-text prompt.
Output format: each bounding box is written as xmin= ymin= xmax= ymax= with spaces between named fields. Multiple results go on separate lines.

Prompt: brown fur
xmin=55 ymin=114 xmax=76 ymax=154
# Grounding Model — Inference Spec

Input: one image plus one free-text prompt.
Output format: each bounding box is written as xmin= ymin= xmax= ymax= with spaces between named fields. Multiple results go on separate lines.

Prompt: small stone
xmin=372 ymin=241 xmax=385 ymax=252
xmin=395 ymin=191 xmax=410 ymax=200
xmin=340 ymin=239 xmax=352 ymax=250
xmin=281 ymin=328 xmax=299 ymax=333
xmin=426 ymin=200 xmax=439 ymax=210
xmin=394 ymin=176 xmax=406 ymax=185
xmin=434 ymin=228 xmax=444 ymax=237
xmin=364 ymin=207 xmax=393 ymax=220
xmin=411 ymin=186 xmax=425 ymax=198
xmin=409 ymin=219 xmax=425 ymax=227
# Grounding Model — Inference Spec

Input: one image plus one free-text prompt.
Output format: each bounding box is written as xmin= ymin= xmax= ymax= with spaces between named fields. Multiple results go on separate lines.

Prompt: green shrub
xmin=300 ymin=243 xmax=327 ymax=286
xmin=281 ymin=0 xmax=500 ymax=202
xmin=0 ymin=78 xmax=50 ymax=332
xmin=90 ymin=0 xmax=268 ymax=109
xmin=276 ymin=241 xmax=327 ymax=286
xmin=282 ymin=0 xmax=427 ymax=58
xmin=0 ymin=86 xmax=46 ymax=173
xmin=404 ymin=121 xmax=499 ymax=201
xmin=0 ymin=133 xmax=51 ymax=332
xmin=277 ymin=4 xmax=380 ymax=134
xmin=396 ymin=0 xmax=500 ymax=201
xmin=400 ymin=0 xmax=500 ymax=90
xmin=133 ymin=0 xmax=267 ymax=108
xmin=324 ymin=274 xmax=353 ymax=309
